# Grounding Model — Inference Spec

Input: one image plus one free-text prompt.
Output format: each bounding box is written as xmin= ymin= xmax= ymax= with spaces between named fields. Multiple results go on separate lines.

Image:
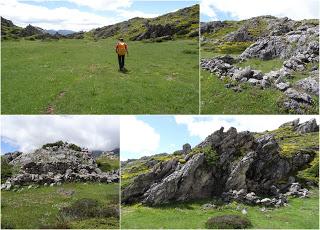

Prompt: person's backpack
xmin=117 ymin=42 xmax=127 ymax=55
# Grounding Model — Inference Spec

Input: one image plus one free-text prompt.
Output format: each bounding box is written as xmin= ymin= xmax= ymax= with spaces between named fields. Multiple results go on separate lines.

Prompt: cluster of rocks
xmin=201 ymin=53 xmax=318 ymax=113
xmin=122 ymin=119 xmax=318 ymax=206
xmin=1 ymin=142 xmax=119 ymax=190
xmin=221 ymin=182 xmax=309 ymax=208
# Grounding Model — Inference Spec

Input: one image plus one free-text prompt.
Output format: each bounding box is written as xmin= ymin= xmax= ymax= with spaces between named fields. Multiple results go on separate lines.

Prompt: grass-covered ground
xmin=1 ymin=39 xmax=198 ymax=114
xmin=1 ymin=183 xmax=119 ymax=229
xmin=121 ymin=188 xmax=319 ymax=229
xmin=200 ymin=70 xmax=284 ymax=114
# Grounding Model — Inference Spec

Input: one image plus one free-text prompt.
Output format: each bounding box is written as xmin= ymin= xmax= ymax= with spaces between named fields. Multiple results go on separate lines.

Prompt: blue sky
xmin=120 ymin=115 xmax=319 ymax=160
xmin=200 ymin=0 xmax=319 ymax=22
xmin=1 ymin=0 xmax=198 ymax=31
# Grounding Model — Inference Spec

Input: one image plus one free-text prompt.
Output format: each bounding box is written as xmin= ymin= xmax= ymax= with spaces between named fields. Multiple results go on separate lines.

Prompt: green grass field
xmin=1 ymin=183 xmax=119 ymax=229
xmin=121 ymin=188 xmax=319 ymax=229
xmin=1 ymin=39 xmax=199 ymax=114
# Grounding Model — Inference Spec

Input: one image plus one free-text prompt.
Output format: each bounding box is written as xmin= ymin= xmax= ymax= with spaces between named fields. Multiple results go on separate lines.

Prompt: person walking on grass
xmin=115 ymin=38 xmax=128 ymax=71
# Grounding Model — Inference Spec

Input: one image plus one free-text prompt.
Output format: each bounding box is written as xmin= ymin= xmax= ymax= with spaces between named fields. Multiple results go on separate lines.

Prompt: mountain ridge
xmin=1 ymin=4 xmax=199 ymax=41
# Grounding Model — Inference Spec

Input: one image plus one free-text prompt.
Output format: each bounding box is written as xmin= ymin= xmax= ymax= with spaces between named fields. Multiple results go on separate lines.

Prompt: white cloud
xmin=0 ymin=0 xmax=119 ymax=31
xmin=116 ymin=9 xmax=159 ymax=19
xmin=120 ymin=116 xmax=160 ymax=160
xmin=1 ymin=115 xmax=119 ymax=153
xmin=175 ymin=115 xmax=320 ymax=140
xmin=68 ymin=0 xmax=133 ymax=11
xmin=0 ymin=0 xmax=158 ymax=31
xmin=201 ymin=0 xmax=319 ymax=21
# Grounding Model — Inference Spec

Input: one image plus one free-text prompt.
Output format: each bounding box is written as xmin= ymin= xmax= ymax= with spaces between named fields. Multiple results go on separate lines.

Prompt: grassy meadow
xmin=1 ymin=39 xmax=199 ymax=114
xmin=1 ymin=182 xmax=119 ymax=229
xmin=121 ymin=188 xmax=319 ymax=229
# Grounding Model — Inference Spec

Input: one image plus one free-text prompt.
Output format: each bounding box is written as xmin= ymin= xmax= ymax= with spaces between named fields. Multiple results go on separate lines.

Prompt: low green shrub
xmin=59 ymin=198 xmax=119 ymax=220
xmin=1 ymin=158 xmax=13 ymax=183
xmin=203 ymin=146 xmax=219 ymax=166
xmin=68 ymin=143 xmax=82 ymax=151
xmin=42 ymin=141 xmax=64 ymax=149
xmin=205 ymin=214 xmax=252 ymax=229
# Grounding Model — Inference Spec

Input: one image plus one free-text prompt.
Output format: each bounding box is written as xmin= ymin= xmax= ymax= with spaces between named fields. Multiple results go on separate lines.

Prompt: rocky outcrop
xmin=20 ymin=24 xmax=45 ymax=37
xmin=133 ymin=24 xmax=176 ymax=41
xmin=1 ymin=142 xmax=119 ymax=190
xmin=239 ymin=22 xmax=318 ymax=60
xmin=201 ymin=16 xmax=319 ymax=114
xmin=294 ymin=118 xmax=319 ymax=134
xmin=122 ymin=119 xmax=318 ymax=206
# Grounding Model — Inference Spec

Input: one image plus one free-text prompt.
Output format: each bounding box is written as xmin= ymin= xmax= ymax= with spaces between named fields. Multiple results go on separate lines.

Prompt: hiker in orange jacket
xmin=115 ymin=38 xmax=128 ymax=71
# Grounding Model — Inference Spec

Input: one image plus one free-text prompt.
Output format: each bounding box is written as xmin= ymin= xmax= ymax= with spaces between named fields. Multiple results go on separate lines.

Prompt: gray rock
xmin=182 ymin=143 xmax=192 ymax=154
xmin=285 ymin=88 xmax=312 ymax=104
xmin=202 ymin=203 xmax=216 ymax=210
xmin=276 ymin=82 xmax=290 ymax=91
xmin=248 ymin=78 xmax=260 ymax=85
xmin=232 ymin=67 xmax=254 ymax=81
xmin=295 ymin=76 xmax=319 ymax=96
xmin=295 ymin=118 xmax=319 ymax=133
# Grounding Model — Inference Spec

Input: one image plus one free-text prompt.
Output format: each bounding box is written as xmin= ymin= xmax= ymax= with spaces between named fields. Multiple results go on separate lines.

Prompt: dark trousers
xmin=118 ymin=55 xmax=125 ymax=70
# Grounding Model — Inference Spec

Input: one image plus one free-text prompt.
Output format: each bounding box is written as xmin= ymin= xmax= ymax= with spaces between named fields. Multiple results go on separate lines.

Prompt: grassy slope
xmin=1 ymin=39 xmax=198 ymax=114
xmin=1 ymin=183 xmax=119 ymax=229
xmin=121 ymin=189 xmax=319 ymax=229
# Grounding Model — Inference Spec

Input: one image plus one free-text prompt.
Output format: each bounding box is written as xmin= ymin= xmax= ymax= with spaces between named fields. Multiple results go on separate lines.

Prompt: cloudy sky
xmin=201 ymin=0 xmax=320 ymax=21
xmin=0 ymin=0 xmax=197 ymax=31
xmin=120 ymin=115 xmax=319 ymax=160
xmin=1 ymin=115 xmax=119 ymax=154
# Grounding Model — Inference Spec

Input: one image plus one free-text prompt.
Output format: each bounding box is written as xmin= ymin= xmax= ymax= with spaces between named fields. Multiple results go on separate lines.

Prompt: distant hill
xmin=1 ymin=4 xmax=199 ymax=41
xmin=90 ymin=4 xmax=199 ymax=41
xmin=46 ymin=29 xmax=75 ymax=35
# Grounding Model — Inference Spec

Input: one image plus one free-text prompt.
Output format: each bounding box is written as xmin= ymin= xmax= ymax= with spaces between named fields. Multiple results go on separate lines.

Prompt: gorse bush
xmin=205 ymin=214 xmax=252 ymax=229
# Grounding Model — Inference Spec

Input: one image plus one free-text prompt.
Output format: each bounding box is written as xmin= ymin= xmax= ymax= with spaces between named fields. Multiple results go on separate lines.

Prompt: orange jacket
xmin=116 ymin=42 xmax=128 ymax=55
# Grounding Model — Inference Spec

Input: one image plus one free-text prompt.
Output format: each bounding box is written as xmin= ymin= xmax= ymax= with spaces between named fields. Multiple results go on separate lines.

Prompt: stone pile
xmin=1 ymin=142 xmax=119 ymax=190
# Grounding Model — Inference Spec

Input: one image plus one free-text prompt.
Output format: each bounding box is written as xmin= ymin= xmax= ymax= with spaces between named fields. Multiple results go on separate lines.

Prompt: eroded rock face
xmin=1 ymin=143 xmax=119 ymax=190
xmin=239 ymin=25 xmax=319 ymax=60
xmin=122 ymin=120 xmax=318 ymax=205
